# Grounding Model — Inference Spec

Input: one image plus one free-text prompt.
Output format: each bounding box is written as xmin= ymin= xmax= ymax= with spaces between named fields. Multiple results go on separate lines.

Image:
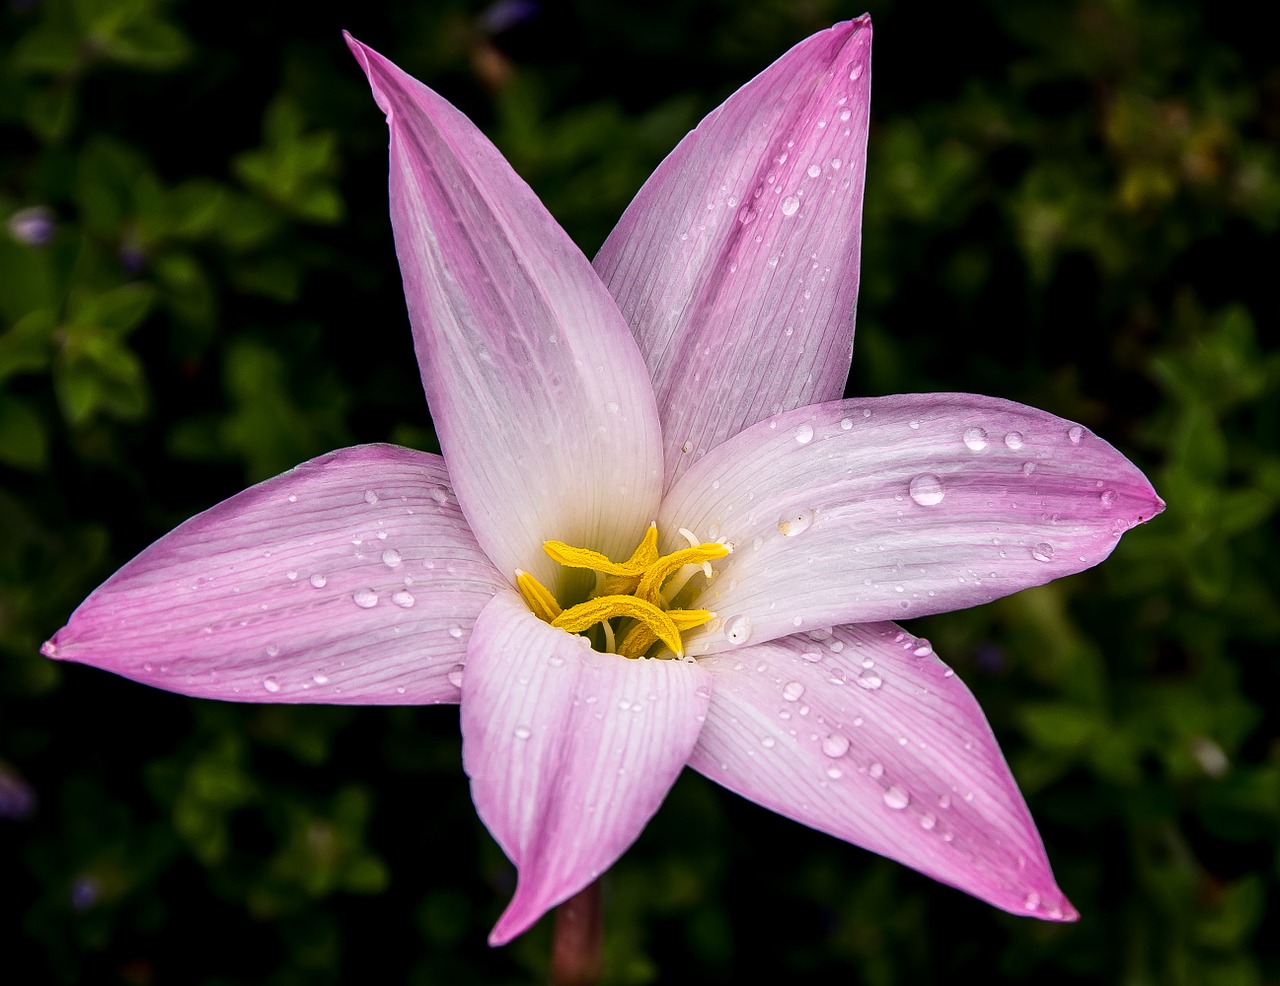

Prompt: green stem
xmin=549 ymin=879 xmax=603 ymax=986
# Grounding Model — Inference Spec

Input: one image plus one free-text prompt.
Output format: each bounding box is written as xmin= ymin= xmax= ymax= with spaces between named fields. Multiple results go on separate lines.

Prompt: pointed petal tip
xmin=40 ymin=636 xmax=61 ymax=660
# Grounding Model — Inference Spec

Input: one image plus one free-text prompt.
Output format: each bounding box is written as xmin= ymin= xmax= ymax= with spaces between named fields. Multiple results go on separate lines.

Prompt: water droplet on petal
xmin=781 ymin=195 xmax=800 ymax=216
xmin=263 ymin=677 xmax=280 ymax=693
xmin=309 ymin=573 xmax=327 ymax=588
xmin=513 ymin=725 xmax=532 ymax=740
xmin=856 ymin=670 xmax=883 ymax=690
xmin=392 ymin=590 xmax=415 ymax=608
xmin=800 ymin=650 xmax=822 ymax=663
xmin=794 ymin=423 xmax=814 ymax=445
xmin=826 ymin=766 xmax=843 ymax=779
xmin=353 ymin=588 xmax=378 ymax=608
xmin=782 ymin=681 xmax=805 ymax=701
xmin=364 ymin=490 xmax=379 ymax=505
xmin=840 ymin=417 xmax=853 ymax=430
xmin=963 ymin=427 xmax=988 ymax=451
xmin=266 ymin=643 xmax=280 ymax=657
xmin=1100 ymin=488 xmax=1117 ymax=509
xmin=883 ymin=786 xmax=910 ymax=810
xmin=920 ymin=812 xmax=937 ymax=830
xmin=1067 ymin=426 xmax=1083 ymax=444
xmin=849 ymin=61 xmax=864 ymax=80
xmin=821 ymin=734 xmax=850 ymax=758
xmin=1004 ymin=431 xmax=1024 ymax=450
xmin=1032 ymin=542 xmax=1055 ymax=563
xmin=912 ymin=639 xmax=933 ymax=657
xmin=382 ymin=548 xmax=402 ymax=567
xmin=807 ymin=163 xmax=821 ymax=178
xmin=312 ymin=671 xmax=330 ymax=685
xmin=447 ymin=665 xmax=464 ymax=688
xmin=778 ymin=509 xmax=814 ymax=537
xmin=1023 ymin=892 xmax=1041 ymax=911
xmin=724 ymin=615 xmax=753 ymax=645
xmin=908 ymin=474 xmax=945 ymax=506
xmin=430 ymin=487 xmax=448 ymax=505
xmin=448 ymin=624 xmax=463 ymax=639
xmin=868 ymin=762 xmax=885 ymax=779
xmin=761 ymin=736 xmax=776 ymax=749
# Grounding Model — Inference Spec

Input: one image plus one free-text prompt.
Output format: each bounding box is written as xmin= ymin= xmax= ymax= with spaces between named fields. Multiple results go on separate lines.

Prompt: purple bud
xmin=6 ymin=206 xmax=56 ymax=246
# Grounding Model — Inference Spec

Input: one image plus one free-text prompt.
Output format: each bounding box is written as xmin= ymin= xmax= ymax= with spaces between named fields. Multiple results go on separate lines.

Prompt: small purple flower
xmin=7 ymin=206 xmax=56 ymax=246
xmin=43 ymin=18 xmax=1162 ymax=945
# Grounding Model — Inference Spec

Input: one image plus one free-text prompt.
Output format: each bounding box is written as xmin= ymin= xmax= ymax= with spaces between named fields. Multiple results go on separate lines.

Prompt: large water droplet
xmin=855 ymin=670 xmax=883 ymax=690
xmin=794 ymin=423 xmax=814 ymax=444
xmin=1099 ymin=488 xmax=1117 ymax=509
xmin=778 ymin=508 xmax=814 ymax=537
xmin=447 ymin=665 xmax=464 ymax=688
xmin=1004 ymin=431 xmax=1025 ymax=451
xmin=262 ymin=677 xmax=280 ymax=693
xmin=392 ymin=590 xmax=415 ymax=608
xmin=312 ymin=671 xmax=330 ymax=685
xmin=1067 ymin=425 xmax=1084 ymax=444
xmin=782 ymin=681 xmax=805 ymax=701
xmin=883 ymin=786 xmax=910 ymax=810
xmin=821 ymin=734 xmax=850 ymax=758
xmin=963 ymin=427 xmax=988 ymax=451
xmin=364 ymin=490 xmax=379 ymax=505
xmin=353 ymin=588 xmax=378 ymax=608
xmin=868 ymin=761 xmax=885 ymax=779
xmin=309 ymin=573 xmax=327 ymax=588
xmin=781 ymin=195 xmax=800 ymax=216
xmin=724 ymin=615 xmax=753 ymax=645
xmin=826 ymin=766 xmax=843 ymax=780
xmin=1031 ymin=542 xmax=1055 ymax=563
xmin=513 ymin=725 xmax=532 ymax=740
xmin=430 ymin=486 xmax=448 ymax=505
xmin=908 ymin=474 xmax=945 ymax=506
xmin=448 ymin=624 xmax=463 ymax=639
xmin=849 ymin=61 xmax=865 ymax=81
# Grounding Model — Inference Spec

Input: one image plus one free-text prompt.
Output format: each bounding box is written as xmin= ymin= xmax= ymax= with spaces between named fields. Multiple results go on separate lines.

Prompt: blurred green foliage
xmin=2 ymin=0 xmax=1276 ymax=983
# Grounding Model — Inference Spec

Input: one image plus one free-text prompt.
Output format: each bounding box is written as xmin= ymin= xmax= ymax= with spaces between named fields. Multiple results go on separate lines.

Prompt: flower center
xmin=515 ymin=524 xmax=729 ymax=658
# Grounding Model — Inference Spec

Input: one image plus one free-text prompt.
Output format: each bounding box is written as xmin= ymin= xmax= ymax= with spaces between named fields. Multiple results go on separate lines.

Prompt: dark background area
xmin=2 ymin=0 xmax=1277 ymax=982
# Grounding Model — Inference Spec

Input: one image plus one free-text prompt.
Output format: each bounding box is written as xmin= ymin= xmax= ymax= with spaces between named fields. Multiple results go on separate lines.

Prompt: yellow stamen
xmin=544 ymin=524 xmax=659 ymax=578
xmin=634 ymin=543 xmax=729 ymax=606
xmin=617 ymin=608 xmax=716 ymax=659
xmin=552 ymin=595 xmax=684 ymax=656
xmin=515 ymin=569 xmax=562 ymax=622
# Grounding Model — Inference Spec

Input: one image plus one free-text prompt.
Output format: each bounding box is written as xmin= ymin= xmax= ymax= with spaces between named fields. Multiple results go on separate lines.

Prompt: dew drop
xmin=724 ymin=615 xmax=754 ymax=646
xmin=382 ymin=548 xmax=402 ymax=567
xmin=392 ymin=590 xmax=415 ymax=608
xmin=430 ymin=487 xmax=448 ymax=505
xmin=513 ymin=725 xmax=532 ymax=740
xmin=761 ymin=736 xmax=776 ymax=749
xmin=312 ymin=671 xmax=330 ymax=685
xmin=794 ymin=423 xmax=814 ymax=444
xmin=826 ymin=766 xmax=843 ymax=780
xmin=262 ymin=677 xmax=280 ymax=693
xmin=782 ymin=681 xmax=805 ymax=701
xmin=266 ymin=643 xmax=280 ymax=657
xmin=868 ymin=762 xmax=884 ymax=779
xmin=781 ymin=195 xmax=800 ymax=216
xmin=855 ymin=670 xmax=883 ymax=690
xmin=908 ymin=473 xmax=945 ymax=507
xmin=364 ymin=490 xmax=379 ymax=504
xmin=821 ymin=734 xmax=850 ymax=758
xmin=353 ymin=588 xmax=378 ymax=608
xmin=807 ymin=163 xmax=821 ymax=178
xmin=840 ymin=417 xmax=853 ymax=430
xmin=920 ymin=812 xmax=937 ymax=830
xmin=1022 ymin=461 xmax=1036 ymax=476
xmin=286 ymin=570 xmax=298 ymax=581
xmin=800 ymin=650 xmax=823 ymax=663
xmin=1023 ymin=892 xmax=1041 ymax=911
xmin=1031 ymin=542 xmax=1055 ymax=563
xmin=883 ymin=786 xmax=910 ymax=810
xmin=1004 ymin=431 xmax=1024 ymax=450
xmin=778 ymin=508 xmax=814 ymax=537
xmin=309 ymin=573 xmax=327 ymax=588
xmin=448 ymin=624 xmax=464 ymax=639
xmin=912 ymin=639 xmax=934 ymax=658
xmin=963 ymin=427 xmax=988 ymax=451
xmin=1067 ymin=425 xmax=1083 ymax=444
xmin=849 ymin=61 xmax=864 ymax=80
xmin=447 ymin=665 xmax=464 ymax=688
xmin=1100 ymin=488 xmax=1117 ymax=509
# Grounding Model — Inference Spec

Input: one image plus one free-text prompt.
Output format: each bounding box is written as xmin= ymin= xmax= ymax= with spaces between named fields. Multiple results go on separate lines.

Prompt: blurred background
xmin=2 ymin=0 xmax=1276 ymax=982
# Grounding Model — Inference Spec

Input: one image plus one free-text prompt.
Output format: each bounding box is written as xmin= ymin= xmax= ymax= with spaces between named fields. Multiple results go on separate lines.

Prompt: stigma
xmin=515 ymin=524 xmax=729 ymax=658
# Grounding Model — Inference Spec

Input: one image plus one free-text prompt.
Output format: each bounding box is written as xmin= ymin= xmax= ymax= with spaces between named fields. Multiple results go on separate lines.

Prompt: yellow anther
xmin=617 ymin=608 xmax=717 ymax=659
xmin=515 ymin=569 xmax=562 ymax=622
xmin=634 ymin=543 xmax=730 ymax=606
xmin=552 ymin=595 xmax=684 ymax=657
xmin=544 ymin=524 xmax=658 ymax=578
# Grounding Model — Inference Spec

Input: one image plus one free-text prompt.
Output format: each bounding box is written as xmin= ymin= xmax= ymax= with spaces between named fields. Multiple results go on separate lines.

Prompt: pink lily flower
xmin=43 ymin=17 xmax=1162 ymax=945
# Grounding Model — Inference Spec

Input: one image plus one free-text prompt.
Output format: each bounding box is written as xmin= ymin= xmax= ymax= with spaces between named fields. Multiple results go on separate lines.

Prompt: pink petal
xmin=659 ymin=395 xmax=1163 ymax=654
xmin=460 ymin=590 xmax=711 ymax=944
xmin=595 ymin=18 xmax=872 ymax=490
xmin=689 ymin=622 xmax=1078 ymax=920
xmin=348 ymin=37 xmax=664 ymax=589
xmin=43 ymin=445 xmax=504 ymax=704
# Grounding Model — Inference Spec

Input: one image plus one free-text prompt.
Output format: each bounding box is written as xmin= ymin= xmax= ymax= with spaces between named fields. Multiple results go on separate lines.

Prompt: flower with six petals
xmin=43 ymin=17 xmax=1163 ymax=944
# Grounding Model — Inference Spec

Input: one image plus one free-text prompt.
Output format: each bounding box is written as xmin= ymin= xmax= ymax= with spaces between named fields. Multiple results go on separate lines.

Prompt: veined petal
xmin=595 ymin=18 xmax=872 ymax=490
xmin=348 ymin=37 xmax=664 ymax=589
xmin=461 ymin=591 xmax=711 ymax=944
xmin=43 ymin=446 xmax=503 ymax=704
xmin=660 ymin=395 xmax=1163 ymax=654
xmin=689 ymin=622 xmax=1077 ymax=920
